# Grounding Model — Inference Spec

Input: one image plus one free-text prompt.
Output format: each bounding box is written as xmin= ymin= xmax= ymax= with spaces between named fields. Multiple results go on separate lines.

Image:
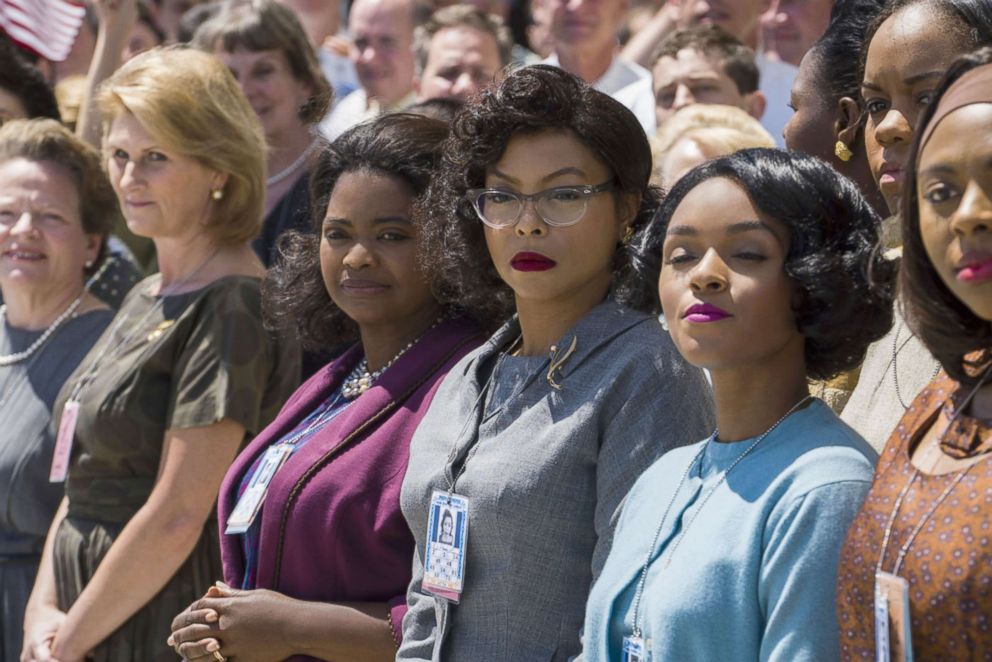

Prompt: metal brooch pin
xmin=546 ymin=336 xmax=578 ymax=390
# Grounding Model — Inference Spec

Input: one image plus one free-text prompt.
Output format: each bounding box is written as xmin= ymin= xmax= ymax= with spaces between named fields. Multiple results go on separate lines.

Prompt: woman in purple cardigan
xmin=167 ymin=114 xmax=485 ymax=661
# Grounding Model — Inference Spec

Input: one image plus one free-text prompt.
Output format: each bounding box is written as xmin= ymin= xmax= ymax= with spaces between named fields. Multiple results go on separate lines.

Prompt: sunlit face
xmin=105 ymin=112 xmax=226 ymax=242
xmin=417 ymin=26 xmax=502 ymax=103
xmin=349 ymin=0 xmax=417 ymax=106
xmin=0 ymin=158 xmax=100 ymax=297
xmin=761 ymin=0 xmax=833 ymax=67
xmin=861 ymin=4 xmax=967 ymax=214
xmin=659 ymin=177 xmax=801 ymax=372
xmin=674 ymin=0 xmax=771 ymax=47
xmin=783 ymin=48 xmax=833 ymax=161
xmin=0 ymin=87 xmax=27 ymax=126
xmin=215 ymin=48 xmax=313 ymax=139
xmin=548 ymin=0 xmax=628 ymax=51
xmin=916 ymin=103 xmax=992 ymax=321
xmin=653 ymin=49 xmax=751 ymax=127
xmin=482 ymin=130 xmax=628 ymax=306
xmin=320 ymin=170 xmax=438 ymax=331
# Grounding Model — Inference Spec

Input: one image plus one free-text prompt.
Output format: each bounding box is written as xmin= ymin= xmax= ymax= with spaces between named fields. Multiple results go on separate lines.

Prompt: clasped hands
xmin=169 ymin=582 xmax=297 ymax=662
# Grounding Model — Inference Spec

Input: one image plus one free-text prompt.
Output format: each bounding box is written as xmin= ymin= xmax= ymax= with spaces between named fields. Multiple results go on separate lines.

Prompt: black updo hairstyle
xmin=625 ymin=148 xmax=896 ymax=381
xmin=264 ymin=113 xmax=448 ymax=352
xmin=417 ymin=64 xmax=661 ymax=330
xmin=901 ymin=47 xmax=992 ymax=385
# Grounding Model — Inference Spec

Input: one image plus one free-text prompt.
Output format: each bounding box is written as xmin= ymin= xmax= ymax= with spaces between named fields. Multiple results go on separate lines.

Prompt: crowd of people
xmin=0 ymin=0 xmax=990 ymax=660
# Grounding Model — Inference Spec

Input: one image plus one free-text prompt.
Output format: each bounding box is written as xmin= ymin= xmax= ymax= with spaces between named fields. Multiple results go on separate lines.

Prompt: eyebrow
xmin=490 ymin=166 xmax=590 ymax=185
xmin=324 ymin=216 xmax=411 ymax=225
xmin=861 ymin=70 xmax=945 ymax=91
xmin=666 ymin=220 xmax=778 ymax=237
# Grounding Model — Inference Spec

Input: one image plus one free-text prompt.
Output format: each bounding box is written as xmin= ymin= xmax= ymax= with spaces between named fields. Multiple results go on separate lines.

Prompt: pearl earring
xmin=211 ymin=188 xmax=224 ymax=201
xmin=658 ymin=312 xmax=669 ymax=332
xmin=85 ymin=260 xmax=94 ymax=268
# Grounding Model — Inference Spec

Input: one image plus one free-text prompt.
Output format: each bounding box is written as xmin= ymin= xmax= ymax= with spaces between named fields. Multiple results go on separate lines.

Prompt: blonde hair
xmin=98 ymin=46 xmax=266 ymax=245
xmin=652 ymin=104 xmax=775 ymax=173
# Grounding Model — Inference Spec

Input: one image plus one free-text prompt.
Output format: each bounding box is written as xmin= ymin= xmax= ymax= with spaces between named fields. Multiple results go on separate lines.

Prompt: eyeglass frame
xmin=465 ymin=180 xmax=615 ymax=229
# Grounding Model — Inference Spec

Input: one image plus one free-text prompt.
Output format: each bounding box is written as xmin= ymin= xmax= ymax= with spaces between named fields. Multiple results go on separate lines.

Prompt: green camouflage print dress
xmin=50 ymin=274 xmax=299 ymax=661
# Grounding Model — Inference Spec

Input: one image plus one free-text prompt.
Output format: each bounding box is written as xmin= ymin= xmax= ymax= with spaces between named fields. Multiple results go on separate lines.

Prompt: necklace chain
xmin=876 ymin=365 xmax=992 ymax=576
xmin=629 ymin=395 xmax=812 ymax=639
xmin=266 ymin=140 xmax=317 ymax=187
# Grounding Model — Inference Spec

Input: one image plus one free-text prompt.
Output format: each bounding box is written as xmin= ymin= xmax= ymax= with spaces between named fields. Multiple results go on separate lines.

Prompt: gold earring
xmin=211 ymin=188 xmax=224 ymax=201
xmin=834 ymin=140 xmax=853 ymax=162
xmin=622 ymin=225 xmax=634 ymax=244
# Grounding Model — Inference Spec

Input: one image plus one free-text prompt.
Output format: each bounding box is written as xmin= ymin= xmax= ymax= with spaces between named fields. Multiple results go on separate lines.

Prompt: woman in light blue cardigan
xmin=581 ymin=149 xmax=896 ymax=661
xmin=396 ymin=66 xmax=715 ymax=661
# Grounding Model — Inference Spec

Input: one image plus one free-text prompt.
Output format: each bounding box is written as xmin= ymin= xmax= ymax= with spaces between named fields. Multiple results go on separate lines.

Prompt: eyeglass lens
xmin=477 ymin=189 xmax=588 ymax=226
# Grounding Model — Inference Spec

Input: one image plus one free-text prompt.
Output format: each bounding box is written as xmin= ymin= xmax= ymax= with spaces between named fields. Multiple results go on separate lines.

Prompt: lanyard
xmin=876 ymin=366 xmax=992 ymax=576
xmin=628 ymin=395 xmax=811 ymax=639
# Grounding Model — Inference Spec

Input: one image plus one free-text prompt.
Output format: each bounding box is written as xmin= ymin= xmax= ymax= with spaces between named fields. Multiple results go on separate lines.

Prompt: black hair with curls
xmin=809 ymin=0 xmax=886 ymax=106
xmin=901 ymin=47 xmax=992 ymax=385
xmin=263 ymin=113 xmax=448 ymax=353
xmin=418 ymin=64 xmax=661 ymax=329
xmin=626 ymin=148 xmax=896 ymax=381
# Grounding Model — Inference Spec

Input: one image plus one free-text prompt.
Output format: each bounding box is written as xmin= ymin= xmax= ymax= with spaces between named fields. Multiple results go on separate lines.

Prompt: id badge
xmin=622 ymin=635 xmax=649 ymax=662
xmin=422 ymin=490 xmax=469 ymax=603
xmin=50 ymin=401 xmax=80 ymax=482
xmin=875 ymin=571 xmax=914 ymax=662
xmin=225 ymin=444 xmax=293 ymax=534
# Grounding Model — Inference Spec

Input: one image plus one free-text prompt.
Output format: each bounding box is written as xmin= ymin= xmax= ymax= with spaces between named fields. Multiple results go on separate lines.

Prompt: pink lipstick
xmin=511 ymin=251 xmax=556 ymax=272
xmin=957 ymin=255 xmax=992 ymax=283
xmin=683 ymin=302 xmax=731 ymax=323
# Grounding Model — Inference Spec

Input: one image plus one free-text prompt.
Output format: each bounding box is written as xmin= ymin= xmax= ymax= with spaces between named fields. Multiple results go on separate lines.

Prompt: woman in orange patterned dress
xmin=836 ymin=47 xmax=992 ymax=660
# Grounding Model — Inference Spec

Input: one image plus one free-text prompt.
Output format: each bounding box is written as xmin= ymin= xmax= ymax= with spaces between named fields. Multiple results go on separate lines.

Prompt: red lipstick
xmin=511 ymin=251 xmax=556 ymax=272
xmin=683 ymin=302 xmax=731 ymax=323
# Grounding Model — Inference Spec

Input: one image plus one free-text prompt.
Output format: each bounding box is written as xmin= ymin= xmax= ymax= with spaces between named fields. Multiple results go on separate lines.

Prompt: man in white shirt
xmin=542 ymin=0 xmax=656 ymax=135
xmin=320 ymin=0 xmax=420 ymax=139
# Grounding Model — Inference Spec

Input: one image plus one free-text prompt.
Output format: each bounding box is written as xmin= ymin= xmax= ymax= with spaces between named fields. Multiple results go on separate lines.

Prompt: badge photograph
xmin=875 ymin=571 xmax=913 ymax=662
xmin=423 ymin=490 xmax=469 ymax=603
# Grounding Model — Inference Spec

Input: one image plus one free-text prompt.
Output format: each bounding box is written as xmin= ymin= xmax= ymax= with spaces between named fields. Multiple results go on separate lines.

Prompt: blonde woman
xmin=21 ymin=48 xmax=299 ymax=662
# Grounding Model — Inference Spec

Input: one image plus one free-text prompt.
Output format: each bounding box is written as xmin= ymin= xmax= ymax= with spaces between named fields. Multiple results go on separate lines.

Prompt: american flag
xmin=0 ymin=0 xmax=86 ymax=62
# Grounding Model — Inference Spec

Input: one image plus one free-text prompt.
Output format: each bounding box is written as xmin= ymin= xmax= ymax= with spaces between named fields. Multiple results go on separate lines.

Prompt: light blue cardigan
xmin=397 ymin=298 xmax=715 ymax=661
xmin=580 ymin=399 xmax=877 ymax=661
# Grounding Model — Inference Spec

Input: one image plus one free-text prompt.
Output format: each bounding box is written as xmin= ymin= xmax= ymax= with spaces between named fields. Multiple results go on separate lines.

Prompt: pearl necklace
xmin=266 ymin=140 xmax=317 ymax=187
xmin=0 ymin=293 xmax=84 ymax=366
xmin=341 ymin=317 xmax=445 ymax=399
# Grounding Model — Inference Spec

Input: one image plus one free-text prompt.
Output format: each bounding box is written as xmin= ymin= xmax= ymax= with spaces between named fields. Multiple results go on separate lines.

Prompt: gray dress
xmin=397 ymin=299 xmax=715 ymax=661
xmin=0 ymin=309 xmax=113 ymax=661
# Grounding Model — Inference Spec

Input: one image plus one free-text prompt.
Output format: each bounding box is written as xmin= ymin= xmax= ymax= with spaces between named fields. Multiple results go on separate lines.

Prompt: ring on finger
xmin=213 ymin=651 xmax=226 ymax=662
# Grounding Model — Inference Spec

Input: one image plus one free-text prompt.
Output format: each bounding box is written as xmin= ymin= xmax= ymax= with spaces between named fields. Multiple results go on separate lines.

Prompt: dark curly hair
xmin=625 ymin=148 xmax=896 ymax=381
xmin=418 ymin=64 xmax=661 ymax=328
xmin=263 ymin=113 xmax=448 ymax=352
xmin=901 ymin=47 xmax=992 ymax=386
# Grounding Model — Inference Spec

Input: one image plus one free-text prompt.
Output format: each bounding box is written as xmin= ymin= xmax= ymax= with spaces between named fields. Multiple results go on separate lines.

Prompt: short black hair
xmin=626 ymin=148 xmax=896 ymax=381
xmin=901 ymin=47 xmax=992 ymax=385
xmin=808 ymin=0 xmax=886 ymax=105
xmin=650 ymin=26 xmax=759 ymax=96
xmin=0 ymin=40 xmax=60 ymax=121
xmin=417 ymin=64 xmax=661 ymax=330
xmin=263 ymin=113 xmax=449 ymax=352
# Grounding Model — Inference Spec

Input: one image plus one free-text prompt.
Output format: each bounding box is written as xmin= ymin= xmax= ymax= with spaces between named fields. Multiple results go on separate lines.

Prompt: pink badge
xmin=50 ymin=400 xmax=80 ymax=482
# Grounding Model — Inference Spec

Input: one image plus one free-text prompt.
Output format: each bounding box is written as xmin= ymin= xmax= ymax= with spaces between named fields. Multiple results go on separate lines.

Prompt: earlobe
xmin=835 ymin=96 xmax=862 ymax=146
xmin=746 ymin=91 xmax=767 ymax=121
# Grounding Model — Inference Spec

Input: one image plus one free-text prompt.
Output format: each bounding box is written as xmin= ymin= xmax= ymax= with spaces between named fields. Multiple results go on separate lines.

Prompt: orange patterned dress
xmin=836 ymin=373 xmax=992 ymax=660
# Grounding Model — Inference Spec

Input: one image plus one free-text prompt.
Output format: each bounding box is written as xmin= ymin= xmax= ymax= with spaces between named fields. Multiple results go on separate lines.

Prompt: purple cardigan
xmin=217 ymin=316 xmax=483 ymax=653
